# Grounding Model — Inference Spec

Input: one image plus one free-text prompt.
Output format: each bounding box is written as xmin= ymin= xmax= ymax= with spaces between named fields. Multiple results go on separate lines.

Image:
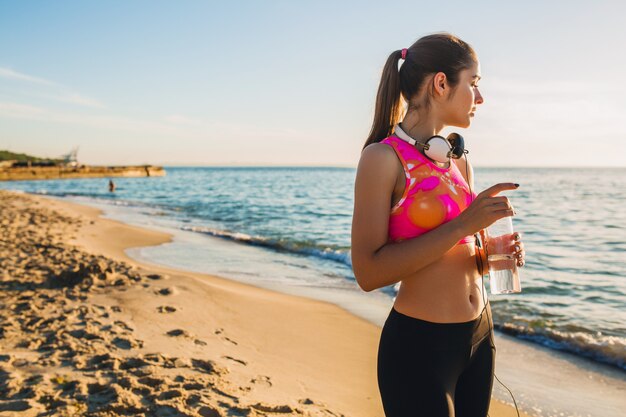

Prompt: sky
xmin=1 ymin=0 xmax=625 ymax=168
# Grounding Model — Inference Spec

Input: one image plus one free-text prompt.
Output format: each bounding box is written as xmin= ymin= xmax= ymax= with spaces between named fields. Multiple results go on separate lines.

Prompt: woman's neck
xmin=398 ymin=119 xmax=449 ymax=169
xmin=400 ymin=112 xmax=444 ymax=143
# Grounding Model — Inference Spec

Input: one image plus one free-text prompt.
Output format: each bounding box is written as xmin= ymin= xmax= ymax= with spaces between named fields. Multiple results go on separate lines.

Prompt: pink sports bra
xmin=381 ymin=135 xmax=477 ymax=245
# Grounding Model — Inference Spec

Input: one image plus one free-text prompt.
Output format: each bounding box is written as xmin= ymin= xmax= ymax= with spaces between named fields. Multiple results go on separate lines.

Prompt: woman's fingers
xmin=516 ymin=248 xmax=525 ymax=267
xmin=511 ymin=232 xmax=525 ymax=267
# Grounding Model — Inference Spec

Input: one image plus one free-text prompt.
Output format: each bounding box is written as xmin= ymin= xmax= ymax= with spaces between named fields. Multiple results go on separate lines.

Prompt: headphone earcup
xmin=446 ymin=133 xmax=466 ymax=159
xmin=423 ymin=136 xmax=452 ymax=163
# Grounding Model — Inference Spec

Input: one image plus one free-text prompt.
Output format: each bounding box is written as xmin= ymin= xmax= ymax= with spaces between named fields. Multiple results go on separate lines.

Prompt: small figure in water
xmin=108 ymin=179 xmax=116 ymax=193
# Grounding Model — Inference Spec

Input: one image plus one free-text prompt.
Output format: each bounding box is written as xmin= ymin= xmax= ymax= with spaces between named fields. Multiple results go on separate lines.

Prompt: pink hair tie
xmin=401 ymin=48 xmax=408 ymax=60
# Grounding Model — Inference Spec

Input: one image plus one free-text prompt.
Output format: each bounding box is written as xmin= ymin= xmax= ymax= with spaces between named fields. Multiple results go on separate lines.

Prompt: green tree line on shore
xmin=0 ymin=150 xmax=63 ymax=164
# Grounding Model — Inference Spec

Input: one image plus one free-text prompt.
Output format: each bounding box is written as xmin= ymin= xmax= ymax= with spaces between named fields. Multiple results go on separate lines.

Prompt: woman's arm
xmin=351 ymin=144 xmax=469 ymax=292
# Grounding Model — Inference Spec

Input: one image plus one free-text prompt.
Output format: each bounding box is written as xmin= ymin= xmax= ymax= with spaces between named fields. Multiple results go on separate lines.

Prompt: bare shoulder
xmin=361 ymin=141 xmax=396 ymax=160
xmin=357 ymin=142 xmax=398 ymax=180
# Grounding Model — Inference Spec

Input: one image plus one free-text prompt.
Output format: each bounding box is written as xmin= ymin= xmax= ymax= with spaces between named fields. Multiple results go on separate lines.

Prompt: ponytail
xmin=361 ymin=32 xmax=478 ymax=152
xmin=362 ymin=50 xmax=404 ymax=151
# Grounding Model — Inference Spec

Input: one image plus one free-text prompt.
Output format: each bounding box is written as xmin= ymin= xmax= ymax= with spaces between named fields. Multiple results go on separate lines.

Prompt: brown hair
xmin=362 ymin=32 xmax=478 ymax=150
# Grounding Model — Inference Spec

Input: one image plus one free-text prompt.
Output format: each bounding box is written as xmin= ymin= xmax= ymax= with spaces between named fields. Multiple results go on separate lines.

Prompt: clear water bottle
xmin=485 ymin=215 xmax=522 ymax=294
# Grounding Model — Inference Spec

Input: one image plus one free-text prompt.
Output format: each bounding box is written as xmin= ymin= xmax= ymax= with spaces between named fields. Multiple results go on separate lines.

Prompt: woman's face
xmin=443 ymin=60 xmax=484 ymax=128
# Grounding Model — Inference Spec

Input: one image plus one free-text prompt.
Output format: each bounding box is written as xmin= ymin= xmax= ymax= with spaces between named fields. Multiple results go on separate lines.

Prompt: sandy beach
xmin=0 ymin=189 xmax=535 ymax=416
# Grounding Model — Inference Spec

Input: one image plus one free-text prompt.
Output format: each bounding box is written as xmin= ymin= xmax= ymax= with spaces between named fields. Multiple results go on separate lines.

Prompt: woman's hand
xmin=477 ymin=229 xmax=525 ymax=273
xmin=453 ymin=182 xmax=519 ymax=237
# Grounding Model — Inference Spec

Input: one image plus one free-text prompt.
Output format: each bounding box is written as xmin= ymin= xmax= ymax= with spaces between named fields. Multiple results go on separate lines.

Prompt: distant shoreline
xmin=0 ymin=165 xmax=166 ymax=181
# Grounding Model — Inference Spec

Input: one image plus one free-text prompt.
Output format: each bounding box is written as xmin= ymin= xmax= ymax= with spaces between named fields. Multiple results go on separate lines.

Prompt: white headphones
xmin=393 ymin=123 xmax=468 ymax=164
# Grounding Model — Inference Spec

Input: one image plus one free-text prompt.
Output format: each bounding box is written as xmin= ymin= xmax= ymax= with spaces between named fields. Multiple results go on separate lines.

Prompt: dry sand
xmin=0 ymin=190 xmax=533 ymax=416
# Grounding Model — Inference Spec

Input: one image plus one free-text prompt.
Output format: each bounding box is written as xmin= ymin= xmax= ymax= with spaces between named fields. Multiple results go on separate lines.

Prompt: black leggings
xmin=377 ymin=301 xmax=495 ymax=417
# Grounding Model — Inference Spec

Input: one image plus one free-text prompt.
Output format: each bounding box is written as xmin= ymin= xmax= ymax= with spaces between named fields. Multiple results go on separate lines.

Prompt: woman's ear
xmin=432 ymin=72 xmax=447 ymax=96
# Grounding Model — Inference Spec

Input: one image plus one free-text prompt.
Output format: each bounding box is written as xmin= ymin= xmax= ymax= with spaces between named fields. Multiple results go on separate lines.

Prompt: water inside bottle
xmin=487 ymin=254 xmax=522 ymax=294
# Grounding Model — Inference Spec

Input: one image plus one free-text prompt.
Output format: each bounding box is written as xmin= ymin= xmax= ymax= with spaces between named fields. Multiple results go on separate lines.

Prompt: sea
xmin=2 ymin=166 xmax=625 ymax=378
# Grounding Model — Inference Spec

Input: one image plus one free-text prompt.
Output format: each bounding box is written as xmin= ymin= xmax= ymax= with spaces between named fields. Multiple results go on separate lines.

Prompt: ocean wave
xmin=494 ymin=320 xmax=626 ymax=372
xmin=180 ymin=225 xmax=353 ymax=268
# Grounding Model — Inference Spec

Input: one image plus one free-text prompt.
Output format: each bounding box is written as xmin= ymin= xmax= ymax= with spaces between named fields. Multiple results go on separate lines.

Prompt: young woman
xmin=351 ymin=32 xmax=526 ymax=417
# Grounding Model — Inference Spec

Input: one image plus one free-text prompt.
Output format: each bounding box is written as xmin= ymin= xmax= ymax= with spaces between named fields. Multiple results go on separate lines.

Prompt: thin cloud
xmin=0 ymin=101 xmax=182 ymax=135
xmin=0 ymin=67 xmax=58 ymax=86
xmin=0 ymin=102 xmax=46 ymax=118
xmin=0 ymin=101 xmax=321 ymax=146
xmin=56 ymin=93 xmax=105 ymax=108
xmin=0 ymin=66 xmax=105 ymax=108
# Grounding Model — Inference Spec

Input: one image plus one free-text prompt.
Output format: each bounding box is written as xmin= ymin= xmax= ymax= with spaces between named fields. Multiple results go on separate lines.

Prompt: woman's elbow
xmin=351 ymin=261 xmax=375 ymax=292
xmin=355 ymin=276 xmax=374 ymax=292
xmin=356 ymin=277 xmax=373 ymax=292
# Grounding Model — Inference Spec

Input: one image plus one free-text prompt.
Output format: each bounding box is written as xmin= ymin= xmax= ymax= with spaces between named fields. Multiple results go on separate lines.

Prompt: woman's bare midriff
xmin=389 ymin=156 xmax=487 ymax=324
xmin=392 ymin=243 xmax=487 ymax=323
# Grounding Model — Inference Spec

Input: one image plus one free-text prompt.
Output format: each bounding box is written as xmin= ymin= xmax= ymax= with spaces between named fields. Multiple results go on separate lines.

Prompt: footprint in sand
xmin=191 ymin=358 xmax=226 ymax=376
xmin=87 ymin=382 xmax=118 ymax=403
xmin=145 ymin=273 xmax=168 ymax=280
xmin=155 ymin=286 xmax=178 ymax=296
xmin=250 ymin=375 xmax=272 ymax=387
xmin=112 ymin=336 xmax=143 ymax=350
xmin=296 ymin=398 xmax=333 ymax=411
xmin=157 ymin=305 xmax=176 ymax=313
xmin=222 ymin=356 xmax=247 ymax=366
xmin=182 ymin=382 xmax=205 ymax=391
xmin=250 ymin=402 xmax=293 ymax=413
xmin=165 ymin=331 xmax=206 ymax=347
xmin=137 ymin=375 xmax=167 ymax=388
xmin=213 ymin=328 xmax=237 ymax=345
xmin=113 ymin=320 xmax=134 ymax=332
xmin=91 ymin=304 xmax=108 ymax=315
xmin=222 ymin=336 xmax=238 ymax=345
xmin=166 ymin=329 xmax=192 ymax=338
xmin=158 ymin=389 xmax=183 ymax=400
xmin=119 ymin=356 xmax=152 ymax=371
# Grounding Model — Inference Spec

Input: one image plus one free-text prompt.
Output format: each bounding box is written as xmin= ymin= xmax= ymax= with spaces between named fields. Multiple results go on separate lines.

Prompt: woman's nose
xmin=475 ymin=89 xmax=484 ymax=105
